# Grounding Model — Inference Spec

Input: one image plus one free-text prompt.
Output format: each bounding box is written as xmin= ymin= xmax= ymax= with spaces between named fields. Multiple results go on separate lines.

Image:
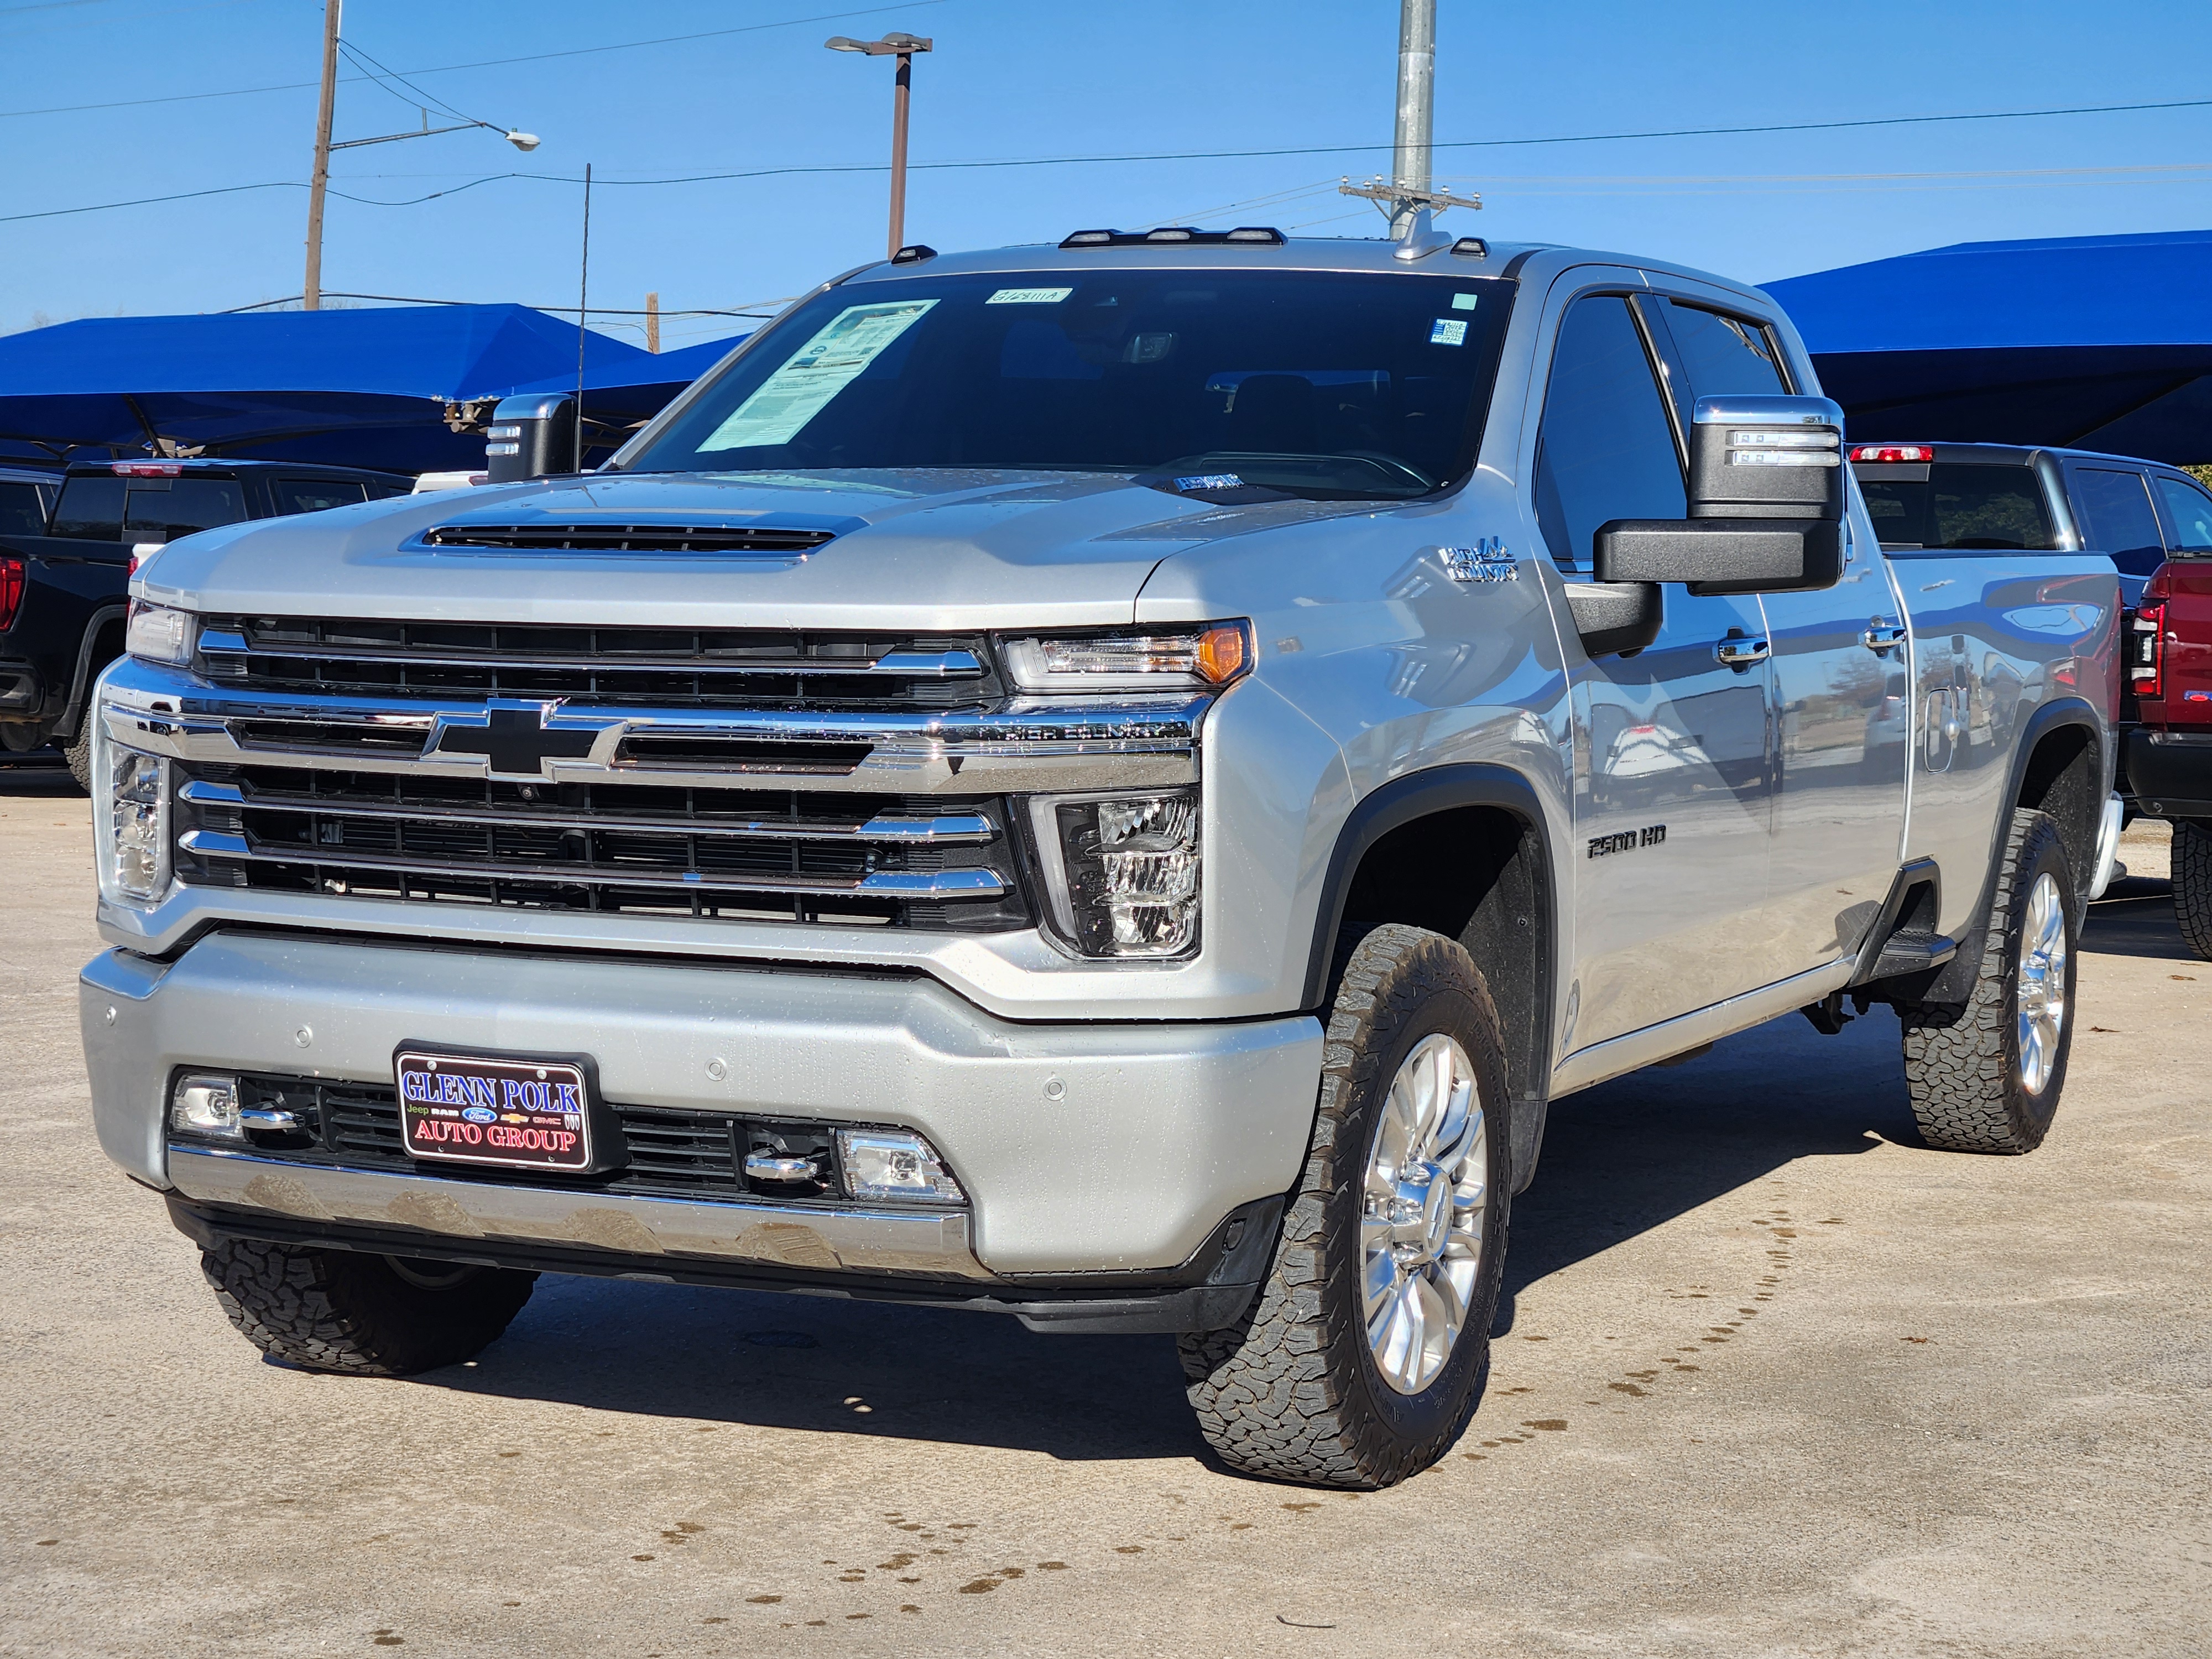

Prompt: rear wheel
xmin=61 ymin=726 xmax=92 ymax=792
xmin=1899 ymin=807 xmax=2077 ymax=1153
xmin=2174 ymin=821 xmax=2212 ymax=961
xmin=201 ymin=1238 xmax=536 ymax=1375
xmin=1178 ymin=924 xmax=1510 ymax=1488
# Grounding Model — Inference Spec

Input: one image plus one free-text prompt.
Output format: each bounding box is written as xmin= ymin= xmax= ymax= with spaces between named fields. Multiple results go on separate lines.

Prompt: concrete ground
xmin=4 ymin=759 xmax=2206 ymax=1658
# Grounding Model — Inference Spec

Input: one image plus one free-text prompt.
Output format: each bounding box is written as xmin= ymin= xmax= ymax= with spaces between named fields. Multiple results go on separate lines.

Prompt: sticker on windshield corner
xmin=1430 ymin=317 xmax=1469 ymax=346
xmin=985 ymin=286 xmax=1074 ymax=305
xmin=1451 ymin=293 xmax=1481 ymax=311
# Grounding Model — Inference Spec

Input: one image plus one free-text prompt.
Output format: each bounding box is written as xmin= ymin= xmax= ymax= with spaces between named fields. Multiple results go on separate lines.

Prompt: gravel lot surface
xmin=4 ymin=759 xmax=2206 ymax=1657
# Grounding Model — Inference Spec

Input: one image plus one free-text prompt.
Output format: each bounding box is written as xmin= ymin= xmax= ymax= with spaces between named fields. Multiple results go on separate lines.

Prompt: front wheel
xmin=2173 ymin=820 xmax=2212 ymax=961
xmin=1900 ymin=807 xmax=2078 ymax=1153
xmin=201 ymin=1238 xmax=536 ymax=1375
xmin=1179 ymin=924 xmax=1510 ymax=1488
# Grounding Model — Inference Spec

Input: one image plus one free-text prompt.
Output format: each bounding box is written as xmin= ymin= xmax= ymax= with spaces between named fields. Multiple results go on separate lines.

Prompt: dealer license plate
xmin=395 ymin=1048 xmax=594 ymax=1172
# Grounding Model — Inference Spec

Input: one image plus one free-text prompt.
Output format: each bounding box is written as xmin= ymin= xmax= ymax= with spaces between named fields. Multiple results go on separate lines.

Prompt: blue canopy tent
xmin=503 ymin=330 xmax=753 ymax=450
xmin=0 ymin=304 xmax=655 ymax=474
xmin=1767 ymin=229 xmax=2212 ymax=463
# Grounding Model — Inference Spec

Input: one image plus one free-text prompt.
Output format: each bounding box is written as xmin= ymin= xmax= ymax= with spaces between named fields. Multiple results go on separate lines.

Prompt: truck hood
xmin=135 ymin=467 xmax=1369 ymax=630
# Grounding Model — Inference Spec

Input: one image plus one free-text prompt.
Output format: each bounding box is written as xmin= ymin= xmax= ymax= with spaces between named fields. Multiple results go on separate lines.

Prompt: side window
xmin=2072 ymin=467 xmax=2165 ymax=577
xmin=1665 ymin=302 xmax=1790 ymax=398
xmin=0 ymin=482 xmax=45 ymax=536
xmin=275 ymin=478 xmax=369 ymax=515
xmin=1532 ymin=295 xmax=1685 ymax=572
xmin=48 ymin=476 xmax=126 ymax=540
xmin=2152 ymin=475 xmax=2212 ymax=555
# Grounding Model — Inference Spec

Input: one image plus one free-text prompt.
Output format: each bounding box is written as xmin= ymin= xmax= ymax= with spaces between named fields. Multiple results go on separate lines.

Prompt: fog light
xmin=837 ymin=1130 xmax=964 ymax=1204
xmin=171 ymin=1074 xmax=242 ymax=1139
xmin=95 ymin=734 xmax=171 ymax=906
xmin=1032 ymin=789 xmax=1202 ymax=957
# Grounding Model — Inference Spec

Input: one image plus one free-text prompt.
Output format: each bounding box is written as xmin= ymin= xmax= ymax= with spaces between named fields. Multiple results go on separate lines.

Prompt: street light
xmin=301 ymin=0 xmax=541 ymax=309
xmin=825 ymin=32 xmax=933 ymax=260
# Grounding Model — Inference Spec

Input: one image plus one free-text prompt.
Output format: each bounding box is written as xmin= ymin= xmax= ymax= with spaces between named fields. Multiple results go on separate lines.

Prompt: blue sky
xmin=6 ymin=0 xmax=2211 ymax=347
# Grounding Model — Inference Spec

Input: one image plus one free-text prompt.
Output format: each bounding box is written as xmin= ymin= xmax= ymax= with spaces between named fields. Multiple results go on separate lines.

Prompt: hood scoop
xmin=419 ymin=520 xmax=852 ymax=556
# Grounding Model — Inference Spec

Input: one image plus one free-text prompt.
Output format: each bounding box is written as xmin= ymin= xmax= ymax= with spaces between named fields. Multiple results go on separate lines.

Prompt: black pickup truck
xmin=0 ymin=458 xmax=410 ymax=786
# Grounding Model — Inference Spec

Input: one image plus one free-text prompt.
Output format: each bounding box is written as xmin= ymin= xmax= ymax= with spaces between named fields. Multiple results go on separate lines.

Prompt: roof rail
xmin=1058 ymin=227 xmax=1285 ymax=249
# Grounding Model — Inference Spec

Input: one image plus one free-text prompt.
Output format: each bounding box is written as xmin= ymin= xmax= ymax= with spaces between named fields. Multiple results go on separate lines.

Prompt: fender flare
xmin=56 ymin=602 xmax=128 ymax=744
xmin=1300 ymin=763 xmax=1554 ymax=1008
xmin=1299 ymin=764 xmax=1559 ymax=1194
xmin=1912 ymin=695 xmax=2105 ymax=1008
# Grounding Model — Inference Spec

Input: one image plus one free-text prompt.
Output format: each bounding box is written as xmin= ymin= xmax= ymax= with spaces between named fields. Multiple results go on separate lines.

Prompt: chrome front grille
xmin=173 ymin=765 xmax=1029 ymax=929
xmin=195 ymin=615 xmax=997 ymax=709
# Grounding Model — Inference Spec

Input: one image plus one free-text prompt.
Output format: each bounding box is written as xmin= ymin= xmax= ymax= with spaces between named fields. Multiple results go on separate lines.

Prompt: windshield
xmin=622 ymin=268 xmax=1516 ymax=500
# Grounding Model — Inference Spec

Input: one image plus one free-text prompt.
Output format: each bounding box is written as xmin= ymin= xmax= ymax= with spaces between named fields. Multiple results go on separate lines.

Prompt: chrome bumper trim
xmin=166 ymin=1144 xmax=993 ymax=1279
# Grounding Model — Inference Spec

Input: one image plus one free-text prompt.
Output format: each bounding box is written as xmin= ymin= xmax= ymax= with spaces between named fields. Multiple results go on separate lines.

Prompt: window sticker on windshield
xmin=985 ymin=287 xmax=1074 ymax=305
xmin=1451 ymin=293 xmax=1480 ymax=311
xmin=701 ymin=299 xmax=938 ymax=450
xmin=1430 ymin=317 xmax=1469 ymax=346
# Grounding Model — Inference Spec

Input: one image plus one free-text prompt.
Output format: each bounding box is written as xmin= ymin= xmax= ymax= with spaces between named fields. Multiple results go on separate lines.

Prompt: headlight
xmin=93 ymin=709 xmax=171 ymax=906
xmin=1031 ymin=788 xmax=1202 ymax=958
xmin=1000 ymin=622 xmax=1250 ymax=693
xmin=125 ymin=602 xmax=194 ymax=666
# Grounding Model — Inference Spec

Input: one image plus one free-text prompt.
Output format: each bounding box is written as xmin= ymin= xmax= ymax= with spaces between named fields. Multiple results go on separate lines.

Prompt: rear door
xmin=2068 ymin=463 xmax=2166 ymax=587
xmin=1642 ymin=285 xmax=1910 ymax=972
xmin=2148 ymin=472 xmax=2212 ymax=726
xmin=1532 ymin=285 xmax=1775 ymax=1049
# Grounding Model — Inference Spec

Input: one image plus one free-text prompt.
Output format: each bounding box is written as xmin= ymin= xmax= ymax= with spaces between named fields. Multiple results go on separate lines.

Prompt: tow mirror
xmin=484 ymin=393 xmax=578 ymax=483
xmin=1593 ymin=393 xmax=1847 ymax=598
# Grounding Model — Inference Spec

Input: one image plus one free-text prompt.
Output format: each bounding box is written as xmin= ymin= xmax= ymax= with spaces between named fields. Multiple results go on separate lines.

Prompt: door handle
xmin=1863 ymin=622 xmax=1909 ymax=654
xmin=1714 ymin=635 xmax=1770 ymax=670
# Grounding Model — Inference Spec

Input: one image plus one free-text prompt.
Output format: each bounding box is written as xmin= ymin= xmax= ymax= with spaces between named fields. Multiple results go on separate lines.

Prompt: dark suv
xmin=0 ymin=458 xmax=410 ymax=786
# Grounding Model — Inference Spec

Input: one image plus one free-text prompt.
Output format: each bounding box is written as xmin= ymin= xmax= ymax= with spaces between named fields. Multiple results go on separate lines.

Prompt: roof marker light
xmin=1851 ymin=445 xmax=1934 ymax=463
xmin=1145 ymin=227 xmax=1196 ymax=242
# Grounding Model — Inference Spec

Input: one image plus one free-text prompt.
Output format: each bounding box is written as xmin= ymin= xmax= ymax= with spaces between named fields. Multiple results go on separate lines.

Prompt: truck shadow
xmin=421 ymin=1005 xmax=1924 ymax=1463
xmin=2080 ymin=875 xmax=2193 ymax=962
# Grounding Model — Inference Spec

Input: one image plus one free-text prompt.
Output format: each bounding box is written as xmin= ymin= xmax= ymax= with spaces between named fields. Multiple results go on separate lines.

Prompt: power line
xmin=0 ymin=0 xmax=952 ymax=119
xmin=12 ymin=95 xmax=2212 ymax=225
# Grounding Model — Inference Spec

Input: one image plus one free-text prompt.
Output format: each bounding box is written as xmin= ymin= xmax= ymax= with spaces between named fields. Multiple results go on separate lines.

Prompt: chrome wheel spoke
xmin=1359 ymin=1031 xmax=1488 ymax=1396
xmin=2014 ymin=871 xmax=2069 ymax=1097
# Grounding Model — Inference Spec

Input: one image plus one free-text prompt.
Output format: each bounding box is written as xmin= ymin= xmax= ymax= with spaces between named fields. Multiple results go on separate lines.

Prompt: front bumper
xmin=80 ymin=931 xmax=1323 ymax=1282
xmin=2124 ymin=726 xmax=2212 ymax=820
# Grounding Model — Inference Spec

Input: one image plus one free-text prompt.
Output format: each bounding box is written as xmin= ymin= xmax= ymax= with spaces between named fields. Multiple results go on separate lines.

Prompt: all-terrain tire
xmin=201 ymin=1238 xmax=536 ymax=1375
xmin=1899 ymin=807 xmax=2077 ymax=1154
xmin=1178 ymin=924 xmax=1511 ymax=1489
xmin=2173 ymin=821 xmax=2212 ymax=961
xmin=61 ymin=726 xmax=92 ymax=792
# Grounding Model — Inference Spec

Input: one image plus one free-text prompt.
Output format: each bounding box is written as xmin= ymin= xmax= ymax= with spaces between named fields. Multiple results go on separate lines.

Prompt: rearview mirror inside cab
xmin=1594 ymin=394 xmax=1847 ymax=597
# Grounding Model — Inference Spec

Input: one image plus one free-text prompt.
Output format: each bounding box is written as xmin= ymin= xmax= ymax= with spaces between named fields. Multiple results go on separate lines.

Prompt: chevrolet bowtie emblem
xmin=425 ymin=701 xmax=607 ymax=780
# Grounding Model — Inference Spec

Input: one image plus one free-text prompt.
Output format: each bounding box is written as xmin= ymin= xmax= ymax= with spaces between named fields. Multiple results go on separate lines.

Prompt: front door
xmin=1640 ymin=284 xmax=1911 ymax=968
xmin=1532 ymin=289 xmax=1775 ymax=1051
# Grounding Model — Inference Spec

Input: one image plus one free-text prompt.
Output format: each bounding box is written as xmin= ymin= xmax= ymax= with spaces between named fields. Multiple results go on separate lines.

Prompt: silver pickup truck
xmin=79 ymin=222 xmax=2122 ymax=1489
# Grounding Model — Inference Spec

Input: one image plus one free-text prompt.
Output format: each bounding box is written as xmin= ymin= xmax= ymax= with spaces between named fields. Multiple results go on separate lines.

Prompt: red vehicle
xmin=2127 ymin=551 xmax=2212 ymax=956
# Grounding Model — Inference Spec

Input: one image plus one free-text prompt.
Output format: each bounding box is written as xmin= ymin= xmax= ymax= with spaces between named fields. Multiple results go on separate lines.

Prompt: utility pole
xmin=1390 ymin=0 xmax=1434 ymax=237
xmin=825 ymin=33 xmax=933 ymax=259
xmin=303 ymin=0 xmax=342 ymax=310
xmin=1338 ymin=0 xmax=1479 ymax=236
xmin=645 ymin=291 xmax=660 ymax=354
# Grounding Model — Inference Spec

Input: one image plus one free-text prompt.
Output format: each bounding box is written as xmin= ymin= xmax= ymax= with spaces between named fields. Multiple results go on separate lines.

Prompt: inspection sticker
xmin=1451 ymin=293 xmax=1481 ymax=311
xmin=985 ymin=286 xmax=1074 ymax=304
xmin=1430 ymin=317 xmax=1469 ymax=346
